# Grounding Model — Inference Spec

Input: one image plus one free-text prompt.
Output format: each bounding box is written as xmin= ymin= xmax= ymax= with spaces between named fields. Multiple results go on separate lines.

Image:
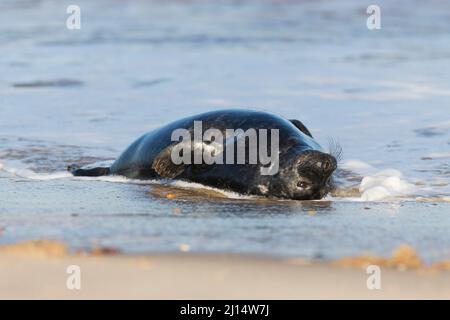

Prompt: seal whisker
xmin=327 ymin=137 xmax=343 ymax=163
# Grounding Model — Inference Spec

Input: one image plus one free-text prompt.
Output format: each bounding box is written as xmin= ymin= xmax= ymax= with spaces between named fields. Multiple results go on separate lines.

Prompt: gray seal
xmin=69 ymin=109 xmax=338 ymax=200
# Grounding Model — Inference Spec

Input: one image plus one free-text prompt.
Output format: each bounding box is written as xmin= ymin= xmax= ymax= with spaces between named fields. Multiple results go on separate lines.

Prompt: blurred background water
xmin=0 ymin=0 xmax=449 ymax=263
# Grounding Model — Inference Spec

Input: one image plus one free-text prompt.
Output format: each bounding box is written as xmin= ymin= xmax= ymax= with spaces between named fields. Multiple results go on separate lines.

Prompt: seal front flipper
xmin=68 ymin=164 xmax=110 ymax=177
xmin=289 ymin=119 xmax=313 ymax=138
xmin=152 ymin=144 xmax=187 ymax=179
xmin=152 ymin=141 xmax=218 ymax=179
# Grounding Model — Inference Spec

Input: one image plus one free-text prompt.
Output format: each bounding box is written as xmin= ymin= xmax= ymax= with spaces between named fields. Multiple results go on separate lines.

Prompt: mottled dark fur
xmin=70 ymin=109 xmax=337 ymax=200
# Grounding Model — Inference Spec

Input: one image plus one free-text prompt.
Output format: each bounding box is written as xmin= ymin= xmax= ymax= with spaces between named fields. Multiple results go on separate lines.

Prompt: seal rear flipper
xmin=289 ymin=119 xmax=313 ymax=138
xmin=68 ymin=165 xmax=111 ymax=177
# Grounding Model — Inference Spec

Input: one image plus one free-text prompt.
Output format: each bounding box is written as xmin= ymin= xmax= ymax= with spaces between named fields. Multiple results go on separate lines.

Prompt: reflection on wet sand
xmin=149 ymin=183 xmax=333 ymax=209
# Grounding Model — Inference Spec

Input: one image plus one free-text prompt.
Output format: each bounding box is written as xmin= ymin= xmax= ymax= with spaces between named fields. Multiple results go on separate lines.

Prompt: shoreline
xmin=0 ymin=241 xmax=449 ymax=299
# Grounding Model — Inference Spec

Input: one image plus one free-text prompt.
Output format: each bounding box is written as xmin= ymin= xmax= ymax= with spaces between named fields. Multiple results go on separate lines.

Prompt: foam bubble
xmin=360 ymin=186 xmax=392 ymax=201
xmin=340 ymin=159 xmax=416 ymax=201
xmin=359 ymin=170 xmax=415 ymax=201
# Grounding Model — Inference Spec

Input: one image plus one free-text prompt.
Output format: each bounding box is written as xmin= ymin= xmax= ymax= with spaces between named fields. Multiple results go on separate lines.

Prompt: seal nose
xmin=315 ymin=155 xmax=337 ymax=174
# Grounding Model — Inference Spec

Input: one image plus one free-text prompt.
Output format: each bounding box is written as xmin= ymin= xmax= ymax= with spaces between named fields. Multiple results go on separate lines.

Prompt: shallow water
xmin=0 ymin=0 xmax=449 ymax=263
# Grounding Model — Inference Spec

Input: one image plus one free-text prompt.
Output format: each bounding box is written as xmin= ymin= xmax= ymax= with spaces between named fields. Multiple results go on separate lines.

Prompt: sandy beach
xmin=0 ymin=241 xmax=449 ymax=300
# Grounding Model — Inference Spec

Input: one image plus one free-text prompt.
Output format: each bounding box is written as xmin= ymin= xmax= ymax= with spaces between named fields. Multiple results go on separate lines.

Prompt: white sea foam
xmin=0 ymin=158 xmax=434 ymax=202
xmin=0 ymin=161 xmax=71 ymax=180
xmin=72 ymin=175 xmax=154 ymax=185
xmin=75 ymin=175 xmax=254 ymax=199
xmin=341 ymin=160 xmax=416 ymax=201
xmin=170 ymin=180 xmax=254 ymax=199
xmin=359 ymin=171 xmax=415 ymax=201
xmin=0 ymin=160 xmax=252 ymax=200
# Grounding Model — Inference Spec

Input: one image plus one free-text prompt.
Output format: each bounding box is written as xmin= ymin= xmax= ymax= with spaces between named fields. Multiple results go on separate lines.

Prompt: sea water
xmin=0 ymin=0 xmax=449 ymax=263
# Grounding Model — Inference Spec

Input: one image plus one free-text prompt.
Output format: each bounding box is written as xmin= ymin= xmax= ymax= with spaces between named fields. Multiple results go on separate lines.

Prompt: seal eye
xmin=297 ymin=181 xmax=309 ymax=189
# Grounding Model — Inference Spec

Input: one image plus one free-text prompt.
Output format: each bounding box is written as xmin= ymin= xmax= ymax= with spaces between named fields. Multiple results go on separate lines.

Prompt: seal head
xmin=256 ymin=147 xmax=337 ymax=200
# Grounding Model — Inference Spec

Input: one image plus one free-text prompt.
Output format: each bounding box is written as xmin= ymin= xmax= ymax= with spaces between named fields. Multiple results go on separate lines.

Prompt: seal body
xmin=71 ymin=109 xmax=337 ymax=200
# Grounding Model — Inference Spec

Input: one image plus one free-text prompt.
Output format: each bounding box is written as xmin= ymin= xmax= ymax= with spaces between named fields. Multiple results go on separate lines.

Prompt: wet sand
xmin=0 ymin=241 xmax=449 ymax=299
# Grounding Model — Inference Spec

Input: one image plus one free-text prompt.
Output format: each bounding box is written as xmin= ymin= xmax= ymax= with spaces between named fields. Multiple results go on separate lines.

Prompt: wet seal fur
xmin=69 ymin=109 xmax=338 ymax=200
